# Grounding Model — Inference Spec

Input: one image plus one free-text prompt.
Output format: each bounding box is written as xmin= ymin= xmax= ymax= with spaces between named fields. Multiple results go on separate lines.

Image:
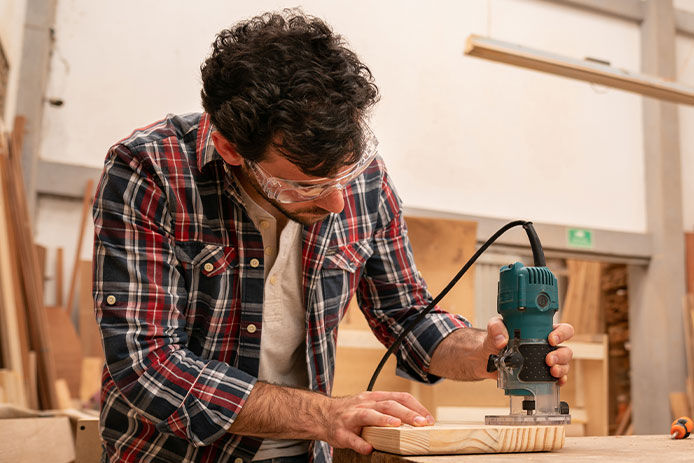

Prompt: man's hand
xmin=321 ymin=391 xmax=434 ymax=454
xmin=429 ymin=317 xmax=575 ymax=384
xmin=484 ymin=316 xmax=574 ymax=385
xmin=228 ymin=383 xmax=434 ymax=455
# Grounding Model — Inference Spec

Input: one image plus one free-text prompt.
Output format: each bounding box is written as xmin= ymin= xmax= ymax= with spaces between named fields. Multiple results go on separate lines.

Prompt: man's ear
xmin=212 ymin=131 xmax=244 ymax=166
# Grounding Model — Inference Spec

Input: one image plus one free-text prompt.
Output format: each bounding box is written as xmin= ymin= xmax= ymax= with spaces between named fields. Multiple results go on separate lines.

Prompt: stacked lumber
xmin=560 ymin=259 xmax=603 ymax=335
xmin=0 ymin=117 xmax=59 ymax=409
xmin=0 ymin=117 xmax=104 ymax=412
xmin=600 ymin=264 xmax=631 ymax=435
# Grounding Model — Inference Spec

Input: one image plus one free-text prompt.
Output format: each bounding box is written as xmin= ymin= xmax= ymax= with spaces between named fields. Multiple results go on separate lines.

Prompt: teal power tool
xmin=485 ymin=247 xmax=571 ymax=425
xmin=367 ymin=220 xmax=570 ymax=427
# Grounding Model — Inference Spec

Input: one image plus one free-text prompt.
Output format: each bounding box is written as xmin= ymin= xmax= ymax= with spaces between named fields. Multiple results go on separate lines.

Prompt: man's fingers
xmin=374 ymin=400 xmax=430 ymax=426
xmin=367 ymin=392 xmax=433 ymax=423
xmin=347 ymin=433 xmax=373 ymax=455
xmin=355 ymin=407 xmax=400 ymax=427
xmin=550 ymin=363 xmax=570 ymax=379
xmin=549 ymin=323 xmax=574 ymax=346
xmin=546 ymin=346 xmax=573 ymax=366
xmin=486 ymin=316 xmax=508 ymax=349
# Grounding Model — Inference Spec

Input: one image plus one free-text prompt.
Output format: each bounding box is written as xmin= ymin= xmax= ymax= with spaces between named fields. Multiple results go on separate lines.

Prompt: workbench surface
xmin=334 ymin=435 xmax=694 ymax=462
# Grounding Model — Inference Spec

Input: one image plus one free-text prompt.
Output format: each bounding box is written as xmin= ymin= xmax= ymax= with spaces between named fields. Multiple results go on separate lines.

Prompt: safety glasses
xmin=245 ymin=128 xmax=378 ymax=204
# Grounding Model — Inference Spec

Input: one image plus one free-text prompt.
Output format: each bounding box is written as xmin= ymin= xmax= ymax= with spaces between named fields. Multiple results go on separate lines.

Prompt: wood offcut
xmin=361 ymin=423 xmax=564 ymax=455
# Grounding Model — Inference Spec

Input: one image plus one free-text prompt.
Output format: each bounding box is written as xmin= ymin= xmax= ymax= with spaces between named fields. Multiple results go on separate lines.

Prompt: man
xmin=93 ymin=10 xmax=573 ymax=463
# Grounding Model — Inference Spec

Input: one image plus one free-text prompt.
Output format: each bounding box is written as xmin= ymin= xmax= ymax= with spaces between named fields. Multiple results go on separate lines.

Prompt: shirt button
xmin=106 ymin=295 xmax=116 ymax=305
xmin=250 ymin=258 xmax=260 ymax=268
xmin=269 ymin=275 xmax=278 ymax=285
xmin=264 ymin=246 xmax=273 ymax=255
xmin=203 ymin=262 xmax=214 ymax=272
xmin=247 ymin=324 xmax=257 ymax=334
xmin=259 ymin=220 xmax=270 ymax=230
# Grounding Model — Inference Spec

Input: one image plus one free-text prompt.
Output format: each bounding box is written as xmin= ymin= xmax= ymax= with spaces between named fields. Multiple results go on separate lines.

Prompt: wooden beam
xmin=630 ymin=0 xmax=687 ymax=435
xmin=464 ymin=34 xmax=694 ymax=106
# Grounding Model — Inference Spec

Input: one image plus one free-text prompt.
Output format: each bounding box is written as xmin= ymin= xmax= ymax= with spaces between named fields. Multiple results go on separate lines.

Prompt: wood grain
xmin=362 ymin=423 xmax=564 ymax=455
xmin=335 ymin=435 xmax=694 ymax=463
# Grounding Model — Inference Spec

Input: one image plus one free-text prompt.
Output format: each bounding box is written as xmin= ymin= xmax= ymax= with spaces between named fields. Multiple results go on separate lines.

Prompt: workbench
xmin=334 ymin=436 xmax=694 ymax=462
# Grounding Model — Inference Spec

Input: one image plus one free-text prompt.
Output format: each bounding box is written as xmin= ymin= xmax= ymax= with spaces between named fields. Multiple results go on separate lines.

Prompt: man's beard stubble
xmin=241 ymin=165 xmax=332 ymax=226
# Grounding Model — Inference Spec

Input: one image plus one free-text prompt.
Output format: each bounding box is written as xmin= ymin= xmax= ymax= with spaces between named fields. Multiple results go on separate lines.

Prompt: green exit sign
xmin=567 ymin=228 xmax=593 ymax=249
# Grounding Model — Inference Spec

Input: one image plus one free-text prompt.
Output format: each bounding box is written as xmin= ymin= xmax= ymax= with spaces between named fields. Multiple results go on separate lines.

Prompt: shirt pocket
xmin=321 ymin=240 xmax=374 ymax=330
xmin=174 ymin=241 xmax=240 ymax=358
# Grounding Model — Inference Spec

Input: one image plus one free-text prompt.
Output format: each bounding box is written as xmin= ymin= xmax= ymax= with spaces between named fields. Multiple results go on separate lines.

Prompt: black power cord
xmin=366 ymin=220 xmax=545 ymax=391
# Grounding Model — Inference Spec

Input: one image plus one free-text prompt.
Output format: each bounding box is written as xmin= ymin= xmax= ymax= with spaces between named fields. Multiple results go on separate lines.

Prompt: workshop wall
xmin=0 ymin=0 xmax=27 ymax=124
xmin=31 ymin=0 xmax=694 ymax=298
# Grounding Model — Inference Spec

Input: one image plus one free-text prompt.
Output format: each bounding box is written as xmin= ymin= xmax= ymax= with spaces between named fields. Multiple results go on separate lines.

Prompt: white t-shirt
xmin=237 ymin=184 xmax=310 ymax=461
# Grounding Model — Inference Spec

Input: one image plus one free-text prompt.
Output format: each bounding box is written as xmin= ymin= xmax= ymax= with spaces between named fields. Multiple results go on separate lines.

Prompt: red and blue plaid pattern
xmin=93 ymin=112 xmax=469 ymax=462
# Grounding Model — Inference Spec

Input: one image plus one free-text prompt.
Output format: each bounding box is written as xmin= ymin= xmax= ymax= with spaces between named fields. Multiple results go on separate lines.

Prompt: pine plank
xmin=362 ymin=423 xmax=564 ymax=455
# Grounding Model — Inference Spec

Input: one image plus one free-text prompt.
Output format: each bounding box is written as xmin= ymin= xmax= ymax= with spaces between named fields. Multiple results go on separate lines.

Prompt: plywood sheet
xmin=362 ymin=423 xmax=564 ymax=455
xmin=45 ymin=306 xmax=83 ymax=398
xmin=0 ymin=416 xmax=75 ymax=462
xmin=404 ymin=217 xmax=477 ymax=323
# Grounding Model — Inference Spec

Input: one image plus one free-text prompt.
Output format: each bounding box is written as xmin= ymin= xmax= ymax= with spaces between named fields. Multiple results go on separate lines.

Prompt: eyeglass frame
xmin=243 ymin=127 xmax=379 ymax=204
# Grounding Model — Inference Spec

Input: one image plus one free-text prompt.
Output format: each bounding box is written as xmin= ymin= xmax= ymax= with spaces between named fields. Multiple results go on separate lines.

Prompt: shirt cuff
xmin=395 ymin=312 xmax=470 ymax=384
xmin=155 ymin=359 xmax=257 ymax=446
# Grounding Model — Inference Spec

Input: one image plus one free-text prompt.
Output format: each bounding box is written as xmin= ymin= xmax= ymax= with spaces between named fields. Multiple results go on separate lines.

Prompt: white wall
xmin=39 ymin=0 xmax=654 ymax=233
xmin=0 ymin=0 xmax=27 ymax=125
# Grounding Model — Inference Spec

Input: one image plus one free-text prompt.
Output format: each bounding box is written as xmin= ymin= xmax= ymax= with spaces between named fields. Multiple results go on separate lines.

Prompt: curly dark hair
xmin=200 ymin=9 xmax=379 ymax=177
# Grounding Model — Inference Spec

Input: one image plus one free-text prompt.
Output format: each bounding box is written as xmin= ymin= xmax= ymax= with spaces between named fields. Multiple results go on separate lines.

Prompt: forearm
xmin=428 ymin=328 xmax=492 ymax=381
xmin=229 ymin=382 xmax=329 ymax=440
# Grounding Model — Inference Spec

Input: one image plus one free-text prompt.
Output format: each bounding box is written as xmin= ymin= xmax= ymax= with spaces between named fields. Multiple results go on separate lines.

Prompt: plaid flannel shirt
xmin=92 ymin=112 xmax=469 ymax=463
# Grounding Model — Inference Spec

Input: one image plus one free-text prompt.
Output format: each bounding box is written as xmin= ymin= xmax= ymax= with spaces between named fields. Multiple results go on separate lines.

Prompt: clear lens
xmin=248 ymin=127 xmax=378 ymax=204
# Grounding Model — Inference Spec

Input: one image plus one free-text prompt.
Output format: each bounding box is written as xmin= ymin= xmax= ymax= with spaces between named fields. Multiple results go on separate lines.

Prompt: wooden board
xmin=404 ymin=217 xmax=477 ymax=323
xmin=362 ymin=423 xmax=564 ymax=455
xmin=78 ymin=260 xmax=103 ymax=358
xmin=45 ymin=306 xmax=83 ymax=398
xmin=75 ymin=417 xmax=101 ymax=463
xmin=0 ymin=416 xmax=75 ymax=462
xmin=686 ymin=232 xmax=694 ymax=294
xmin=464 ymin=34 xmax=694 ymax=106
xmin=335 ymin=435 xmax=694 ymax=463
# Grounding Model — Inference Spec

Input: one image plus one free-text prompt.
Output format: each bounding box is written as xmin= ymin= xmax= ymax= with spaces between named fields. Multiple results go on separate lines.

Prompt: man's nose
xmin=315 ymin=188 xmax=345 ymax=214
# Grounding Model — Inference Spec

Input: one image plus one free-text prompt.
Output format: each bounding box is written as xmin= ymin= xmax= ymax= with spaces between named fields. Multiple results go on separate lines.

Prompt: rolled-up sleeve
xmin=93 ymin=143 xmax=256 ymax=446
xmin=356 ymin=169 xmax=470 ymax=384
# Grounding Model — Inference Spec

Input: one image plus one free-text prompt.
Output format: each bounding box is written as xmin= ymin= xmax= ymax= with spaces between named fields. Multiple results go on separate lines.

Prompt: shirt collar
xmin=196 ymin=112 xmax=223 ymax=171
